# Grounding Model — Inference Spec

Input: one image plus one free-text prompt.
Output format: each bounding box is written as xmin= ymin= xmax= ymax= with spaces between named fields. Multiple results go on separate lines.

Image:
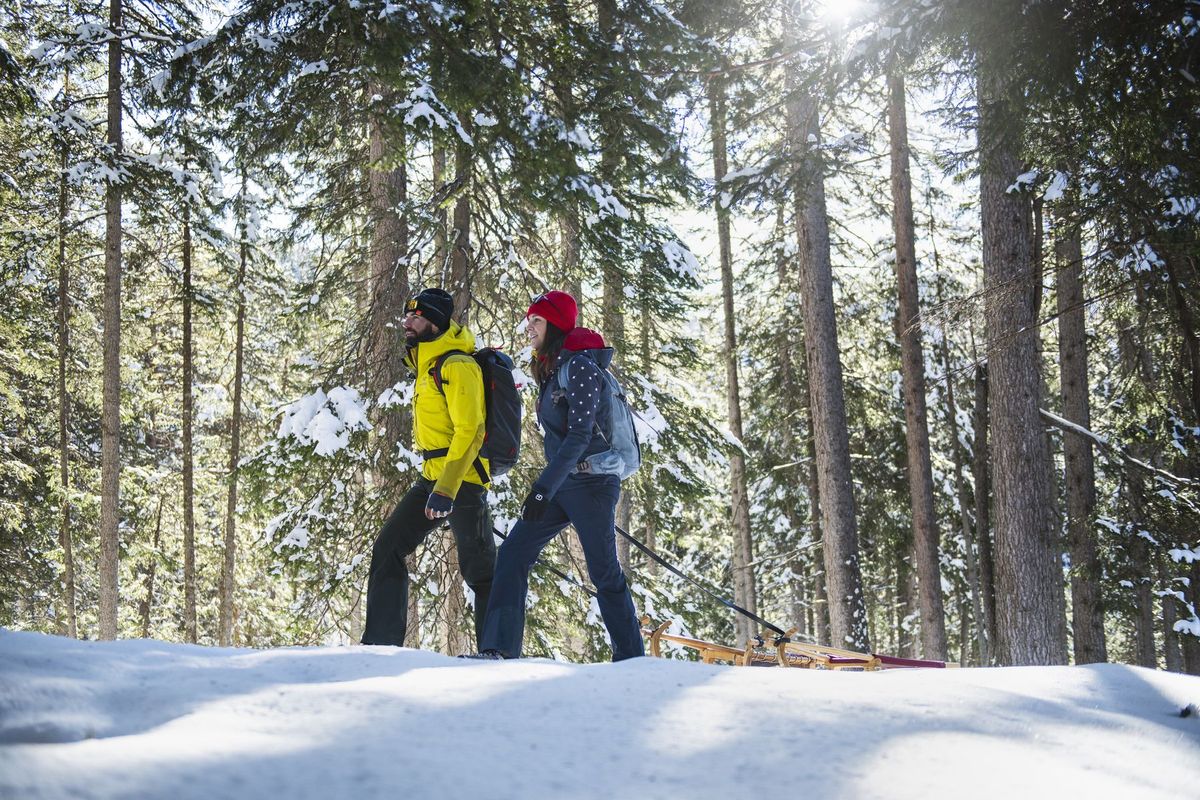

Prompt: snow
xmin=1 ymin=630 xmax=1198 ymax=799
xmin=661 ymin=238 xmax=701 ymax=279
xmin=1170 ymin=547 xmax=1200 ymax=564
xmin=1044 ymin=170 xmax=1069 ymax=201
xmin=276 ymin=387 xmax=372 ymax=456
xmin=1006 ymin=169 xmax=1040 ymax=193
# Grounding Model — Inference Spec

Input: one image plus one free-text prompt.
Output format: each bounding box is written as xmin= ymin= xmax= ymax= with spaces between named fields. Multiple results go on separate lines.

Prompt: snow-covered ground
xmin=2 ymin=630 xmax=1198 ymax=799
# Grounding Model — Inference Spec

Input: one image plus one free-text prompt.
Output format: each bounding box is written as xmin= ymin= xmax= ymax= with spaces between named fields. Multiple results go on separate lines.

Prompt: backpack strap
xmin=554 ymin=353 xmax=607 ymax=441
xmin=430 ymin=350 xmax=473 ymax=395
xmin=426 ymin=349 xmax=490 ymax=485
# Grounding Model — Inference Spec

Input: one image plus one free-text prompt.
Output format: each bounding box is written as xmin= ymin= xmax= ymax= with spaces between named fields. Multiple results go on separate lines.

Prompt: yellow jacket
xmin=404 ymin=322 xmax=489 ymax=498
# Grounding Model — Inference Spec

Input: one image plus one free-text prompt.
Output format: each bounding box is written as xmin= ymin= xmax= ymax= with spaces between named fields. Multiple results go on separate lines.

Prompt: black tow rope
xmin=615 ymin=523 xmax=790 ymax=640
xmin=490 ymin=523 xmax=788 ymax=640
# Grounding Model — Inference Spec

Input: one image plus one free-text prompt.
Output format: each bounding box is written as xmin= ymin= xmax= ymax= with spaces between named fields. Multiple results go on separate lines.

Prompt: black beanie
xmin=407 ymin=287 xmax=454 ymax=331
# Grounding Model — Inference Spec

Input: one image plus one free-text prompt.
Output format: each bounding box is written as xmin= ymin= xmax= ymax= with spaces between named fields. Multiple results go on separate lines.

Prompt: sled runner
xmin=641 ymin=618 xmax=954 ymax=671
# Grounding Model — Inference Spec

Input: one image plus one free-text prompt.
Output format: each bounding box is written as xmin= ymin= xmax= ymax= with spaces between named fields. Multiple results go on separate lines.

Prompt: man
xmin=362 ymin=287 xmax=496 ymax=648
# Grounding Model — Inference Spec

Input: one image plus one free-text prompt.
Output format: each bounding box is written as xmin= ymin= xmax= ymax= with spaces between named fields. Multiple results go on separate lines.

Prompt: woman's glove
xmin=521 ymin=486 xmax=550 ymax=522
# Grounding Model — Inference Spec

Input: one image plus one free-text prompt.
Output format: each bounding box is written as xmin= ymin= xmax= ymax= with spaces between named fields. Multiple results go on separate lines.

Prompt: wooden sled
xmin=641 ymin=618 xmax=955 ymax=671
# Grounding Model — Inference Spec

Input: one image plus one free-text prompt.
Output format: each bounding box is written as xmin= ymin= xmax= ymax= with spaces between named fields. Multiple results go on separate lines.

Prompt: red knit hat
xmin=526 ymin=290 xmax=578 ymax=333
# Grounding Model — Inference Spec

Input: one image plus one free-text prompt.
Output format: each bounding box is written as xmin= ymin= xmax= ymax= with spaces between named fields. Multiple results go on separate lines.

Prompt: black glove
xmin=521 ymin=487 xmax=551 ymax=522
xmin=426 ymin=491 xmax=453 ymax=519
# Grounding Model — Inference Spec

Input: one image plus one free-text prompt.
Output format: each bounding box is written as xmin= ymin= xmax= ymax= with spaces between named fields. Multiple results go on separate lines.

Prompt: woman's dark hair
xmin=531 ymin=322 xmax=569 ymax=385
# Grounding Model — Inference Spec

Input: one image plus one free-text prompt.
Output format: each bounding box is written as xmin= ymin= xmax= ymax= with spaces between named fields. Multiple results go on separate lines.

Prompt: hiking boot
xmin=457 ymin=649 xmax=507 ymax=660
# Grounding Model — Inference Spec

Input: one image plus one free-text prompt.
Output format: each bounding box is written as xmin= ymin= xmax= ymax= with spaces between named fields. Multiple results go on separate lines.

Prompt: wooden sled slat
xmin=641 ymin=618 xmax=952 ymax=671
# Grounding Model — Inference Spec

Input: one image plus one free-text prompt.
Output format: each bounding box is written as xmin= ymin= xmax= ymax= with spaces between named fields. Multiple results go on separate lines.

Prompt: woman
xmin=474 ymin=290 xmax=644 ymax=661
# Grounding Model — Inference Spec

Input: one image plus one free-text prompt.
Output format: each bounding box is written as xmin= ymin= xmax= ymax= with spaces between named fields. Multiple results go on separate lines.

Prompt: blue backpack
xmin=556 ymin=357 xmax=641 ymax=480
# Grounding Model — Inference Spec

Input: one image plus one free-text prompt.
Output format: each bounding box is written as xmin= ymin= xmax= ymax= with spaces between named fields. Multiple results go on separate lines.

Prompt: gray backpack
xmin=556 ymin=357 xmax=642 ymax=480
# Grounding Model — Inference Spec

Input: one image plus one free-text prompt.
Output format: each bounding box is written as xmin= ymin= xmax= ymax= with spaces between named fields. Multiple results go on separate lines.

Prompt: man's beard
xmin=405 ymin=327 xmax=440 ymax=347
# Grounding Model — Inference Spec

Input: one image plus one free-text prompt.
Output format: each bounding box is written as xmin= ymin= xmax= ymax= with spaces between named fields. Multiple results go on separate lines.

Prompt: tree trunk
xmin=895 ymin=553 xmax=916 ymax=658
xmin=139 ymin=497 xmax=164 ymax=639
xmin=639 ymin=280 xmax=658 ymax=575
xmin=1127 ymin=472 xmax=1158 ymax=669
xmin=888 ymin=71 xmax=946 ymax=660
xmin=182 ymin=203 xmax=197 ymax=643
xmin=220 ymin=169 xmax=249 ymax=647
xmin=803 ymin=391 xmax=830 ymax=647
xmin=1055 ymin=222 xmax=1106 ymax=663
xmin=450 ymin=131 xmax=473 ymax=321
xmin=1033 ymin=201 xmax=1070 ymax=666
xmin=1162 ymin=559 xmax=1184 ymax=673
xmin=709 ymin=75 xmax=757 ymax=645
xmin=615 ymin=494 xmax=632 ymax=572
xmin=1162 ymin=252 xmax=1200 ymax=423
xmin=404 ymin=554 xmax=421 ymax=648
xmin=790 ymin=555 xmax=808 ymax=639
xmin=368 ymin=104 xmax=411 ymax=455
xmin=788 ymin=82 xmax=869 ymax=652
xmin=776 ymin=205 xmax=817 ymax=642
xmin=1184 ymin=559 xmax=1200 ymax=675
xmin=433 ymin=144 xmax=448 ymax=268
xmin=936 ymin=312 xmax=987 ymax=665
xmin=98 ymin=0 xmax=123 ymax=641
xmin=439 ymin=530 xmax=471 ymax=655
xmin=56 ymin=122 xmax=77 ymax=639
xmin=977 ymin=52 xmax=1065 ymax=665
xmin=972 ymin=362 xmax=997 ymax=655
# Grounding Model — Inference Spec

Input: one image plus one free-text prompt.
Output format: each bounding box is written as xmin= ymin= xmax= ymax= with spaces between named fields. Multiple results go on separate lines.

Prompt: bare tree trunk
xmin=775 ymin=205 xmax=816 ymax=641
xmin=614 ymin=494 xmax=632 ymax=572
xmin=1033 ymin=201 xmax=1070 ymax=666
xmin=972 ymin=362 xmax=997 ymax=654
xmin=56 ymin=119 xmax=77 ymax=639
xmin=1127 ymin=474 xmax=1158 ymax=669
xmin=895 ymin=552 xmax=916 ymax=658
xmin=439 ymin=532 xmax=471 ymax=655
xmin=433 ymin=144 xmax=448 ymax=269
xmin=367 ymin=104 xmax=411 ymax=452
xmin=788 ymin=85 xmax=869 ymax=652
xmin=1184 ymin=559 xmax=1200 ymax=675
xmin=139 ymin=497 xmax=164 ymax=638
xmin=977 ymin=52 xmax=1066 ymax=665
xmin=450 ymin=132 xmax=473 ymax=321
xmin=1162 ymin=559 xmax=1184 ymax=672
xmin=220 ymin=169 xmax=250 ymax=647
xmin=1055 ymin=222 xmax=1106 ymax=663
xmin=803 ymin=399 xmax=830 ymax=647
xmin=98 ymin=0 xmax=123 ymax=640
xmin=182 ymin=203 xmax=197 ymax=643
xmin=937 ymin=318 xmax=987 ymax=665
xmin=402 ymin=554 xmax=421 ymax=648
xmin=1162 ymin=252 xmax=1200 ymax=423
xmin=888 ymin=70 xmax=946 ymax=660
xmin=790 ymin=555 xmax=808 ymax=639
xmin=709 ymin=75 xmax=757 ymax=645
xmin=639 ymin=283 xmax=658 ymax=575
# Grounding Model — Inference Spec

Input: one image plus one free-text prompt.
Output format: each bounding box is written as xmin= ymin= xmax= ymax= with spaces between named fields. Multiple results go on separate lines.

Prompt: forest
xmin=1 ymin=0 xmax=1197 ymax=671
